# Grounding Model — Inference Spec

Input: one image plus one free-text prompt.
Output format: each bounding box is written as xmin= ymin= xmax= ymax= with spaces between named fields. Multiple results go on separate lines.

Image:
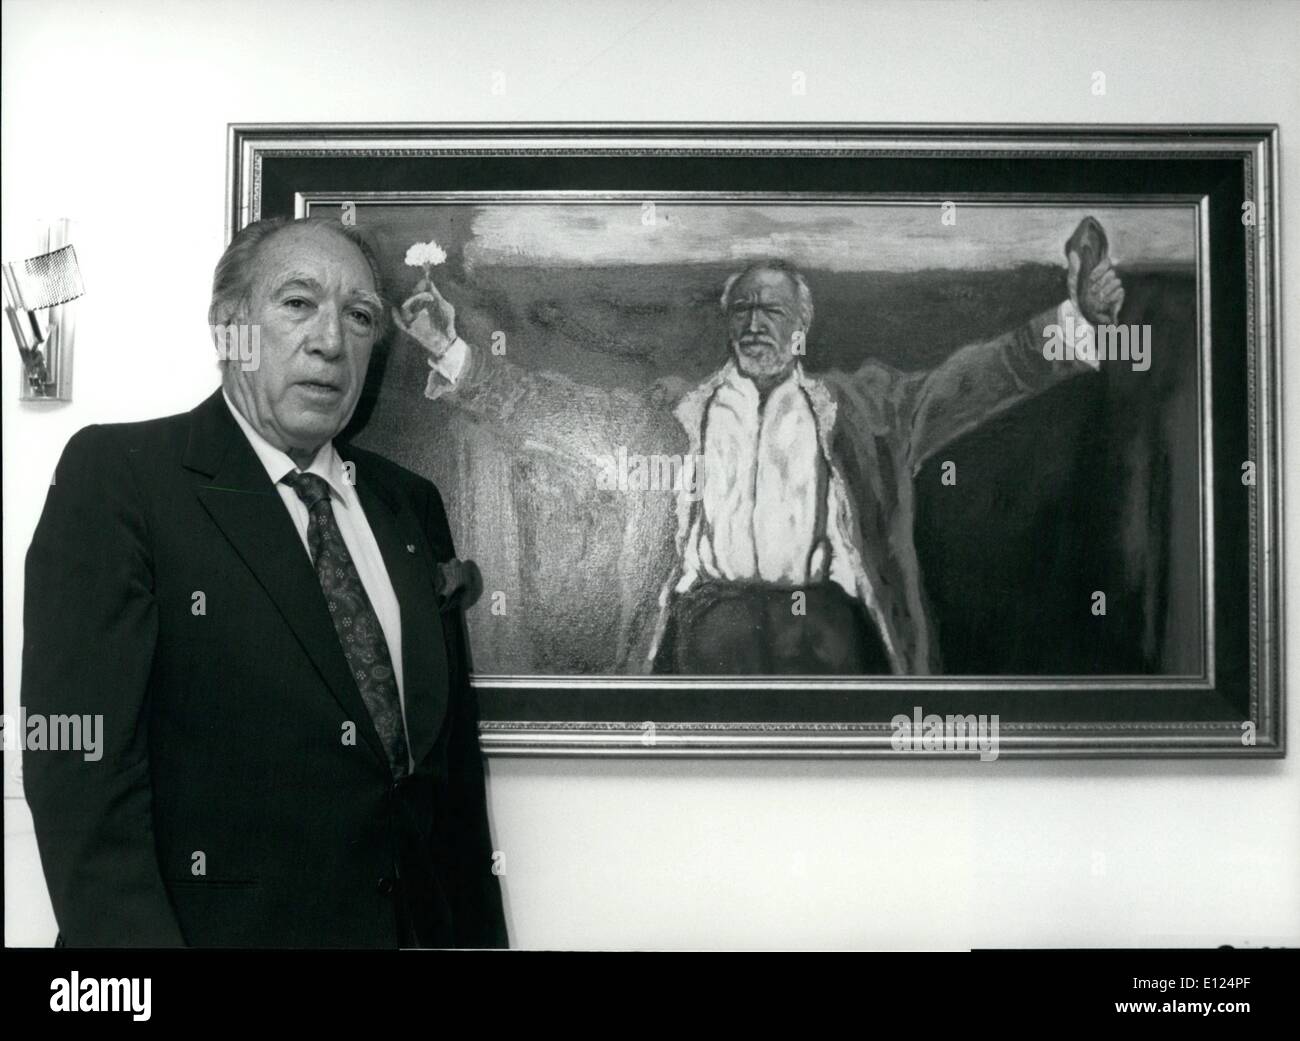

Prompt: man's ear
xmin=210 ymin=297 xmax=248 ymax=330
xmin=372 ymin=297 xmax=393 ymax=348
xmin=209 ymin=298 xmax=251 ymax=370
xmin=793 ymin=323 xmax=809 ymax=356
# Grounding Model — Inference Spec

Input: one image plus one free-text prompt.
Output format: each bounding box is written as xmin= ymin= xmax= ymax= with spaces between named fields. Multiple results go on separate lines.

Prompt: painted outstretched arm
xmin=393 ymin=282 xmax=653 ymax=484
xmin=889 ymin=216 xmax=1125 ymax=474
xmin=395 ymin=284 xmax=608 ymax=478
xmin=395 ymin=280 xmax=524 ymax=416
xmin=393 ymin=283 xmax=679 ymax=675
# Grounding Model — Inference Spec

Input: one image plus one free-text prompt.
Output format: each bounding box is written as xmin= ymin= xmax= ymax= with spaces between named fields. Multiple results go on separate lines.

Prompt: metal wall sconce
xmin=3 ymin=219 xmax=84 ymax=401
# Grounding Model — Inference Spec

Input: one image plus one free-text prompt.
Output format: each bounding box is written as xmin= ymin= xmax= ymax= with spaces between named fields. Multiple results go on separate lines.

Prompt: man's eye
xmin=348 ymin=310 xmax=374 ymax=328
xmin=284 ymin=297 xmax=311 ymax=311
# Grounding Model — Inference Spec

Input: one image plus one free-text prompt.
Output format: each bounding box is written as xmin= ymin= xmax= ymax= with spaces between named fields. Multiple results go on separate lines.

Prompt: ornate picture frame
xmin=227 ymin=123 xmax=1283 ymax=758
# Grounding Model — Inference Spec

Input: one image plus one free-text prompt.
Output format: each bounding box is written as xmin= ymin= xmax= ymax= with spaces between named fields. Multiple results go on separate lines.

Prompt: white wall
xmin=4 ymin=0 xmax=1298 ymax=949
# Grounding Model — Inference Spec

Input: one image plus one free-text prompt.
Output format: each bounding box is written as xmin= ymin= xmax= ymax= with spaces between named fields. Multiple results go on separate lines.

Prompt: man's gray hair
xmin=207 ymin=216 xmax=389 ymax=340
xmin=719 ymin=259 xmax=814 ymax=332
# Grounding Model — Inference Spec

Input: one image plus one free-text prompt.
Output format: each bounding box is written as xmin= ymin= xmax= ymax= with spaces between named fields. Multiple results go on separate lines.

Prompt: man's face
xmin=726 ymin=268 xmax=804 ymax=383
xmin=222 ymin=223 xmax=382 ymax=459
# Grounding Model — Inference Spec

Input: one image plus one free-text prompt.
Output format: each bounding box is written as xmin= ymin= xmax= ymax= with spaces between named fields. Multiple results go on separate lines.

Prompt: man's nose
xmin=312 ymin=308 xmax=345 ymax=355
xmin=746 ymin=308 xmax=763 ymax=333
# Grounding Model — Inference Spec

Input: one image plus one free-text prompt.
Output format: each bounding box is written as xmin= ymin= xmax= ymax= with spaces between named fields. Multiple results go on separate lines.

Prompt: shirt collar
xmin=221 ymin=390 xmax=353 ymax=504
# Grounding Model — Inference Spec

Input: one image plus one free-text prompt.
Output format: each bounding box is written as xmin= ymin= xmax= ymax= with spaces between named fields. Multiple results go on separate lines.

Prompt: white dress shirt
xmin=222 ymin=393 xmax=411 ymax=765
xmin=680 ymin=360 xmax=857 ymax=595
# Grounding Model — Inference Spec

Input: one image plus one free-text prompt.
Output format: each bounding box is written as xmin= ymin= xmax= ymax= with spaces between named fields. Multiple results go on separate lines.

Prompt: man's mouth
xmin=738 ymin=339 xmax=773 ymax=353
xmin=295 ymin=378 xmax=344 ymax=398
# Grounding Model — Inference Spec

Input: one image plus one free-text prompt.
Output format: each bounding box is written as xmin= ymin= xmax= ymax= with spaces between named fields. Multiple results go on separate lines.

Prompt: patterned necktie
xmin=282 ymin=470 xmax=410 ymax=778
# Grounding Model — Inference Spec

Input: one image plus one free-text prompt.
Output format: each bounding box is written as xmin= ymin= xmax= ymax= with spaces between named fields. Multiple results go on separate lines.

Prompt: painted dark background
xmin=345 ymin=214 xmax=1201 ymax=677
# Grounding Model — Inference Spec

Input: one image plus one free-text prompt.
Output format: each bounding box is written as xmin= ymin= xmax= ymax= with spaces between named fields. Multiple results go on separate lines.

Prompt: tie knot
xmin=282 ymin=470 xmax=332 ymax=510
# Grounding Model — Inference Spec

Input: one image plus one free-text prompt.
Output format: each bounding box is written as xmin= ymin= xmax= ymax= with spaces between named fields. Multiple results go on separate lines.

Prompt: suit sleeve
xmin=890 ymin=302 xmax=1096 ymax=474
xmin=422 ymin=479 xmax=509 ymax=948
xmin=21 ymin=426 xmax=186 ymax=946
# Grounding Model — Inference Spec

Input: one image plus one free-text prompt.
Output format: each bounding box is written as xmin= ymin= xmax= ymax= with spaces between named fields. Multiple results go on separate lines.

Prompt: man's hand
xmin=393 ymin=279 xmax=458 ymax=359
xmin=1066 ymin=216 xmax=1125 ymax=327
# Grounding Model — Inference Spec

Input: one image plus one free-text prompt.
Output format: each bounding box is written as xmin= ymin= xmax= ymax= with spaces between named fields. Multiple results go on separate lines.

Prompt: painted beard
xmin=733 ymin=336 xmax=795 ymax=383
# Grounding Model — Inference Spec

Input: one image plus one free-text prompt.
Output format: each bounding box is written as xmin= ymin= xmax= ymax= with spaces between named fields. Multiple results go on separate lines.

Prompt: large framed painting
xmin=227 ymin=123 xmax=1283 ymax=757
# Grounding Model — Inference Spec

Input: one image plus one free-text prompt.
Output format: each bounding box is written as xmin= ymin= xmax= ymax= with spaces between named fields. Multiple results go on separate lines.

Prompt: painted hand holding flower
xmin=394 ymin=238 xmax=458 ymax=358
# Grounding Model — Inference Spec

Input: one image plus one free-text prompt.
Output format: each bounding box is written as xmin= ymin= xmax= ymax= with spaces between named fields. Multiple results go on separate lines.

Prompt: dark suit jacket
xmin=22 ymin=389 xmax=507 ymax=948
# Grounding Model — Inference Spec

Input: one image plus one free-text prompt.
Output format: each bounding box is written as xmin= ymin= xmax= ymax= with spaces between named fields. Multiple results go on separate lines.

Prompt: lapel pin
xmin=406 ymin=544 xmax=416 ymax=553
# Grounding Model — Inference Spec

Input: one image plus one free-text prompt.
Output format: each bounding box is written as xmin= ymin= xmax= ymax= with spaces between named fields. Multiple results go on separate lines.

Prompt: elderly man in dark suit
xmin=22 ymin=216 xmax=507 ymax=948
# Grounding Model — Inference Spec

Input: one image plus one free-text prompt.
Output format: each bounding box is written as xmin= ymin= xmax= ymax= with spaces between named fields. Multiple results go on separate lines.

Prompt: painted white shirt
xmin=222 ymin=393 xmax=411 ymax=765
xmin=678 ymin=361 xmax=857 ymax=597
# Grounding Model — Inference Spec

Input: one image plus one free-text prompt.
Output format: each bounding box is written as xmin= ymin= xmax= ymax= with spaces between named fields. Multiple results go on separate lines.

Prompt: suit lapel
xmin=185 ymin=391 xmax=391 ymax=771
xmin=345 ymin=455 xmax=450 ymax=772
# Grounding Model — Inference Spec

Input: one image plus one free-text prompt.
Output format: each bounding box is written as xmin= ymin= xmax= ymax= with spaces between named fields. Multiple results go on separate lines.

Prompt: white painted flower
xmin=404 ymin=240 xmax=447 ymax=268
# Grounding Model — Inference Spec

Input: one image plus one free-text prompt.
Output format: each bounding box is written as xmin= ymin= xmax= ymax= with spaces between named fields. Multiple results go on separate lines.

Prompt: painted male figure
xmin=398 ymin=217 xmax=1123 ymax=675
